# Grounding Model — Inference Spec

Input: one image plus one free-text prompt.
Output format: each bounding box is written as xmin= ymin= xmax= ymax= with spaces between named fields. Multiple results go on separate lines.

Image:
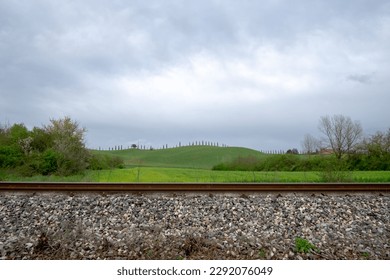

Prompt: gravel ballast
xmin=0 ymin=192 xmax=388 ymax=260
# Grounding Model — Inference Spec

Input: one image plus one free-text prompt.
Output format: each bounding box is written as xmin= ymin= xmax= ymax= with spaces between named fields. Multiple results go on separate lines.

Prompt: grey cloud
xmin=1 ymin=0 xmax=390 ymax=150
xmin=346 ymin=73 xmax=374 ymax=84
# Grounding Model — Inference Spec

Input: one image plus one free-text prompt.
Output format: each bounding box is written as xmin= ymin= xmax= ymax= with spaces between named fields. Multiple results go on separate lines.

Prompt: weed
xmin=295 ymin=237 xmax=318 ymax=254
xmin=34 ymin=233 xmax=50 ymax=253
xmin=146 ymin=249 xmax=154 ymax=258
xmin=183 ymin=237 xmax=201 ymax=257
xmin=135 ymin=166 xmax=141 ymax=182
xmin=258 ymin=248 xmax=266 ymax=259
xmin=361 ymin=252 xmax=370 ymax=259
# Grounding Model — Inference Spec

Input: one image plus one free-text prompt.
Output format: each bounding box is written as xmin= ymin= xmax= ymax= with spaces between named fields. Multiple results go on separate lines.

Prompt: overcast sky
xmin=1 ymin=0 xmax=389 ymax=151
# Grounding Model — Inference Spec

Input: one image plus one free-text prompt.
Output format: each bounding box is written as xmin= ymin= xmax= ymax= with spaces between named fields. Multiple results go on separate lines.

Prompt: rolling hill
xmin=91 ymin=146 xmax=265 ymax=169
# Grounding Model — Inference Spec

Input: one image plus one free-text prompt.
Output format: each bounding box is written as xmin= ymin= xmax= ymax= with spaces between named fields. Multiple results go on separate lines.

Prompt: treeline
xmin=213 ymin=152 xmax=389 ymax=172
xmin=213 ymin=127 xmax=390 ymax=172
xmin=100 ymin=141 xmax=229 ymax=151
xmin=0 ymin=117 xmax=123 ymax=177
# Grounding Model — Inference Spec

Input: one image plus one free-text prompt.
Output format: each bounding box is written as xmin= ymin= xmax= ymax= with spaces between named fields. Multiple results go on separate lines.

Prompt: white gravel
xmin=0 ymin=191 xmax=388 ymax=259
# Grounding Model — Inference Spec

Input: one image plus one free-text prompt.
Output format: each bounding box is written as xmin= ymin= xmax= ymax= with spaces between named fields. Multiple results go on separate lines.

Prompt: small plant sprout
xmin=258 ymin=248 xmax=266 ymax=259
xmin=295 ymin=237 xmax=318 ymax=253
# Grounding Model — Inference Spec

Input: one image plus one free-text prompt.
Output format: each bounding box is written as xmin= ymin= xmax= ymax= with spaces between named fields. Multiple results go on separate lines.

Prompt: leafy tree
xmin=0 ymin=145 xmax=23 ymax=168
xmin=0 ymin=117 xmax=127 ymax=177
xmin=89 ymin=154 xmax=124 ymax=170
xmin=0 ymin=123 xmax=28 ymax=168
xmin=40 ymin=149 xmax=60 ymax=175
xmin=44 ymin=117 xmax=89 ymax=176
xmin=30 ymin=127 xmax=53 ymax=153
xmin=364 ymin=129 xmax=390 ymax=154
xmin=9 ymin=123 xmax=29 ymax=144
xmin=359 ymin=129 xmax=390 ymax=170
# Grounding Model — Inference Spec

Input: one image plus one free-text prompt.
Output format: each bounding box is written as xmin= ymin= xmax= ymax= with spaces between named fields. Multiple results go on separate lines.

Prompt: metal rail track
xmin=0 ymin=182 xmax=389 ymax=192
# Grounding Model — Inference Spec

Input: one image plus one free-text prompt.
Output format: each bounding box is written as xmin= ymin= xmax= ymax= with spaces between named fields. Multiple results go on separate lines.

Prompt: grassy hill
xmin=91 ymin=146 xmax=265 ymax=169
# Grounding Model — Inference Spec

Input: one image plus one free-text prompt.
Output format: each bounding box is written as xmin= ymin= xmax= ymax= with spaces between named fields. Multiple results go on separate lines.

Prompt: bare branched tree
xmin=318 ymin=114 xmax=363 ymax=159
xmin=301 ymin=134 xmax=321 ymax=154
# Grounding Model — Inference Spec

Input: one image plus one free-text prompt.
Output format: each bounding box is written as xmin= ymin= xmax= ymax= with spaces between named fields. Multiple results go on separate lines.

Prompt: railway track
xmin=0 ymin=182 xmax=389 ymax=192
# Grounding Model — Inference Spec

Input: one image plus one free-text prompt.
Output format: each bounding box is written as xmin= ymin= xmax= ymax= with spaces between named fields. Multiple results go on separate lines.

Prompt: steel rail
xmin=0 ymin=182 xmax=389 ymax=192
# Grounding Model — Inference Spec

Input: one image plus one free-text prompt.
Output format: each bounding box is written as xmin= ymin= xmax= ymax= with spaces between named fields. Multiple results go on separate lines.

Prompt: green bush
xmin=211 ymin=154 xmax=377 ymax=174
xmin=345 ymin=153 xmax=390 ymax=171
xmin=318 ymin=158 xmax=352 ymax=182
xmin=40 ymin=149 xmax=60 ymax=175
xmin=0 ymin=169 xmax=7 ymax=181
xmin=30 ymin=127 xmax=53 ymax=152
xmin=88 ymin=154 xmax=124 ymax=170
xmin=298 ymin=156 xmax=327 ymax=171
xmin=212 ymin=156 xmax=259 ymax=171
xmin=213 ymin=155 xmax=324 ymax=172
xmin=0 ymin=117 xmax=92 ymax=177
xmin=212 ymin=162 xmax=229 ymax=171
xmin=256 ymin=155 xmax=301 ymax=171
xmin=0 ymin=146 xmax=23 ymax=168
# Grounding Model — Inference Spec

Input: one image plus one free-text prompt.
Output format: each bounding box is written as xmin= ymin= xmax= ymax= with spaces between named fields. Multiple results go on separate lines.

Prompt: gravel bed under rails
xmin=0 ymin=191 xmax=389 ymax=260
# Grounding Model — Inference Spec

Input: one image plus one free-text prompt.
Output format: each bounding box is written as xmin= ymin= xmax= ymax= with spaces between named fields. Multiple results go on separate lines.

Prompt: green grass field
xmin=90 ymin=167 xmax=321 ymax=182
xmin=6 ymin=167 xmax=390 ymax=183
xmin=92 ymin=146 xmax=266 ymax=169
xmin=87 ymin=168 xmax=390 ymax=183
xmin=3 ymin=146 xmax=390 ymax=182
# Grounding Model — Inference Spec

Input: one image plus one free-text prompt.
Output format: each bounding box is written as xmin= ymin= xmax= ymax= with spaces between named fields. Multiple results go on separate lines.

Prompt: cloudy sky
xmin=1 ymin=0 xmax=389 ymax=151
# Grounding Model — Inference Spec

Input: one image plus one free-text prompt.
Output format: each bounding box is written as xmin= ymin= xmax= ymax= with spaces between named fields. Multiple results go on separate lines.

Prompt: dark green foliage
xmin=30 ymin=127 xmax=53 ymax=152
xmin=39 ymin=149 xmax=60 ymax=175
xmin=0 ymin=124 xmax=26 ymax=168
xmin=0 ymin=117 xmax=93 ymax=177
xmin=213 ymin=156 xmax=259 ymax=171
xmin=318 ymin=157 xmax=352 ymax=182
xmin=0 ymin=169 xmax=6 ymax=181
xmin=10 ymin=149 xmax=61 ymax=177
xmin=357 ymin=129 xmax=390 ymax=170
xmin=88 ymin=154 xmax=124 ymax=170
xmin=0 ymin=118 xmax=126 ymax=177
xmin=347 ymin=153 xmax=390 ymax=171
xmin=213 ymin=149 xmax=390 ymax=175
xmin=213 ymin=154 xmax=327 ymax=172
xmin=0 ymin=145 xmax=23 ymax=168
xmin=296 ymin=155 xmax=326 ymax=171
xmin=344 ymin=130 xmax=390 ymax=171
xmin=257 ymin=155 xmax=301 ymax=171
xmin=213 ymin=128 xmax=390 ymax=174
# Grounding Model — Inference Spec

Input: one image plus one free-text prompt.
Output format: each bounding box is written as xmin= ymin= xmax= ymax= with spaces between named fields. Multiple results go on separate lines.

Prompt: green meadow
xmin=92 ymin=146 xmax=266 ymax=169
xmin=5 ymin=167 xmax=390 ymax=183
xmin=5 ymin=146 xmax=390 ymax=182
xmin=74 ymin=168 xmax=390 ymax=183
